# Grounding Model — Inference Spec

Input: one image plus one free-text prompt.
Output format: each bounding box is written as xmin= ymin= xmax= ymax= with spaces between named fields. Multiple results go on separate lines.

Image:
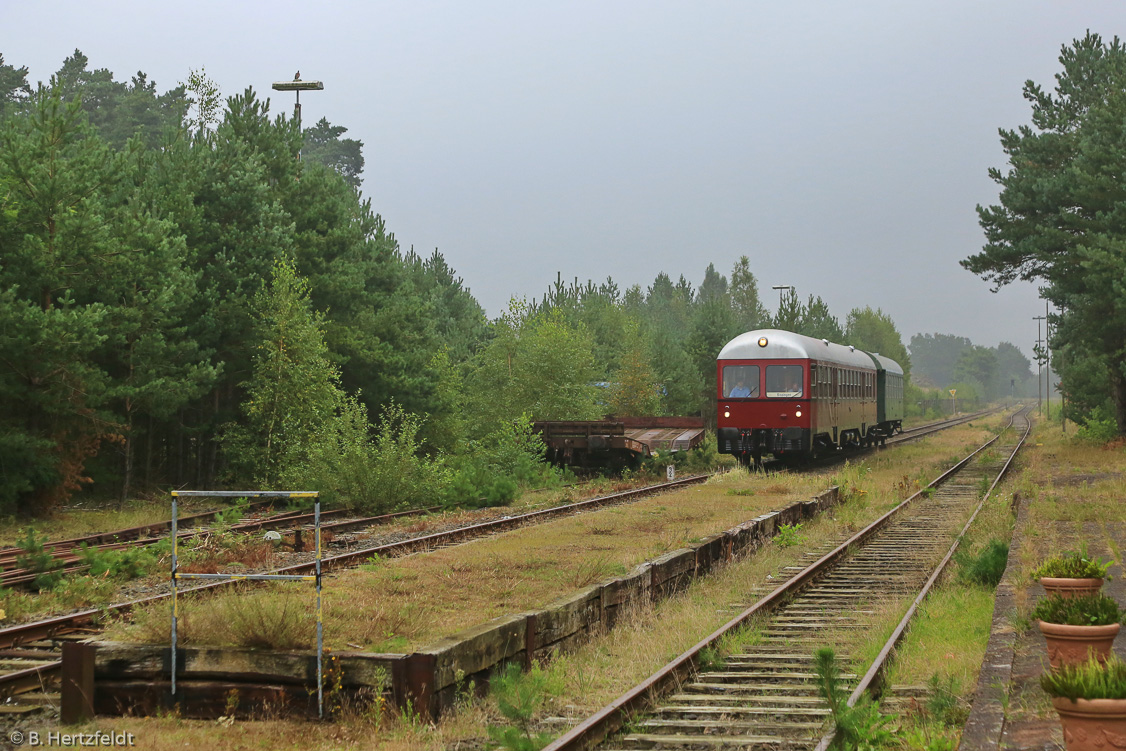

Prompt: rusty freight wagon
xmin=533 ymin=417 xmax=706 ymax=468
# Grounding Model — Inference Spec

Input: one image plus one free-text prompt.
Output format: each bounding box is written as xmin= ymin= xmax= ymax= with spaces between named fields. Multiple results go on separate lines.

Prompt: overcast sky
xmin=5 ymin=1 xmax=1124 ymax=357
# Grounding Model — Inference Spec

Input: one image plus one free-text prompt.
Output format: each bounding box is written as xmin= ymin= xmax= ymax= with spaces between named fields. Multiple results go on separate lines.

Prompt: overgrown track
xmin=0 ymin=409 xmax=1004 ymax=705
xmin=0 ymin=474 xmax=715 ymax=701
xmin=0 ymin=506 xmax=438 ymax=590
xmin=545 ymin=407 xmax=1030 ymax=751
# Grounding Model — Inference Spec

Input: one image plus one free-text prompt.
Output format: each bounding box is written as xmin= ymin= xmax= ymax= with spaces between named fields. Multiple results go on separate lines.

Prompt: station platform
xmin=959 ymin=477 xmax=1126 ymax=750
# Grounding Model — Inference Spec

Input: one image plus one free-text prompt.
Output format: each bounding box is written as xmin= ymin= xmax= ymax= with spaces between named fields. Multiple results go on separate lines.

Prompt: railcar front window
xmin=722 ymin=365 xmax=759 ymax=398
xmin=766 ymin=365 xmax=803 ymax=397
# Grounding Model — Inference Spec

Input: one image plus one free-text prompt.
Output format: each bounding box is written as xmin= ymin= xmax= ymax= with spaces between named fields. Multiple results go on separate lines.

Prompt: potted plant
xmin=1041 ymin=655 xmax=1126 ymax=751
xmin=1034 ymin=551 xmax=1113 ymax=599
xmin=1033 ymin=592 xmax=1125 ymax=670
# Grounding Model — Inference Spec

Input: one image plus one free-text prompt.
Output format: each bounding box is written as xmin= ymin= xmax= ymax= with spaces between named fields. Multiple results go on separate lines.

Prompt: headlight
xmin=795 ymin=410 xmax=802 ymax=417
xmin=758 ymin=337 xmax=768 ymax=347
xmin=724 ymin=410 xmax=730 ymax=418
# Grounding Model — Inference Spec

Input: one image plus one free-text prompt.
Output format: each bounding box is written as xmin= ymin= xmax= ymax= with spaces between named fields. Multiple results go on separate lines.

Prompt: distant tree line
xmin=908 ymin=334 xmax=1033 ymax=405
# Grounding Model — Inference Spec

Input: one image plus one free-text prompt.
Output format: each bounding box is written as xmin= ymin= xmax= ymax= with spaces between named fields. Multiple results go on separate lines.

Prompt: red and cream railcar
xmin=715 ymin=329 xmax=885 ymax=465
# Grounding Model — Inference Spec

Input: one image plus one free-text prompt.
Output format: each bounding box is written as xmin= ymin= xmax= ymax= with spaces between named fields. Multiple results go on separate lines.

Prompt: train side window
xmin=766 ymin=365 xmax=803 ymax=397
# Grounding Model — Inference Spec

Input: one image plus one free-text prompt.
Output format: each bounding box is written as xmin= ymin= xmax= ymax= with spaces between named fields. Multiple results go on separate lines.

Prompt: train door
xmin=828 ymin=366 xmax=839 ymax=442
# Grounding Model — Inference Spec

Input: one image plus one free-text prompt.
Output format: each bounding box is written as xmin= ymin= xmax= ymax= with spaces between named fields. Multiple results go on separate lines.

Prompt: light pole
xmin=1033 ymin=314 xmax=1045 ymax=416
xmin=271 ymin=75 xmax=324 ymax=128
xmin=772 ymin=285 xmax=794 ymax=318
xmin=1044 ymin=301 xmax=1052 ymax=420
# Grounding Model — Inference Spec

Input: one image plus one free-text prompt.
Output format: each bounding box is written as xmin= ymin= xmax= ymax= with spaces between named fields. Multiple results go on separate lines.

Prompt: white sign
xmin=666 ymin=465 xmax=676 ymax=481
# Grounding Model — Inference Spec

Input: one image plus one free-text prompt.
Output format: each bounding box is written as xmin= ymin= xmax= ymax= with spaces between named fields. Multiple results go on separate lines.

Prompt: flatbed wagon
xmin=533 ymin=417 xmax=706 ymax=468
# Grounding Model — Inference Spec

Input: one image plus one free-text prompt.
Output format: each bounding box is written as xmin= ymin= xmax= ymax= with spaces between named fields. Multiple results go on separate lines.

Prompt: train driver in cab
xmin=729 ymin=378 xmax=751 ymax=398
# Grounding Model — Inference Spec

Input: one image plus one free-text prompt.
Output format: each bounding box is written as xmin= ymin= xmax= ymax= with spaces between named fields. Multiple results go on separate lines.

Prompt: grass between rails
xmin=67 ymin=418 xmax=1013 ymax=751
xmin=0 ymin=497 xmax=223 ymax=550
xmin=878 ymin=476 xmax=1018 ymax=748
xmin=0 ymin=476 xmax=686 ymax=628
xmin=109 ymin=419 xmax=1001 ymax=652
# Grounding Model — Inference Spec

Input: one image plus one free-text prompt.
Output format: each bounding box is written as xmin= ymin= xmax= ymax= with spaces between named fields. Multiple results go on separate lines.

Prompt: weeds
xmin=956 ymin=539 xmax=1009 ymax=588
xmin=775 ymin=522 xmax=806 ymax=548
xmin=977 ymin=475 xmax=993 ymax=498
xmin=696 ymin=646 xmax=724 ymax=671
xmin=487 ymin=662 xmax=563 ymax=751
xmin=16 ymin=529 xmax=63 ymax=591
xmin=925 ymin=673 xmax=969 ymax=726
xmin=567 ymin=556 xmax=627 ymax=588
xmin=79 ymin=540 xmax=168 ymax=581
xmin=813 ymin=647 xmax=896 ymax=750
xmin=717 ymin=623 xmax=763 ymax=656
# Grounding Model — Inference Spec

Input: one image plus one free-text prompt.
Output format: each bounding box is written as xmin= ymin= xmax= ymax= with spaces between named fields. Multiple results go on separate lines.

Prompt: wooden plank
xmin=61 ymin=643 xmax=95 ymax=724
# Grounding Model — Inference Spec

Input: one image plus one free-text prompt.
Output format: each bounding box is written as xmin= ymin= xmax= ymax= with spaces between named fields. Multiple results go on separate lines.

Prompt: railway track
xmin=544 ymin=407 xmax=1030 ymax=751
xmin=0 ymin=410 xmax=986 ymax=590
xmin=0 ymin=408 xmax=1007 ymax=712
xmin=0 ymin=505 xmax=442 ymax=590
xmin=0 ymin=473 xmax=717 ymax=704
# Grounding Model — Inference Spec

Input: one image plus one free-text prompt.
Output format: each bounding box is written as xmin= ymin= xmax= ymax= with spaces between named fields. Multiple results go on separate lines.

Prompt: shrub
xmin=442 ymin=415 xmax=554 ymax=509
xmin=294 ymin=399 xmax=449 ymax=515
xmin=775 ymin=523 xmax=806 ymax=548
xmin=482 ymin=415 xmax=550 ymax=484
xmin=1042 ymin=654 xmax=1126 ymax=701
xmin=813 ymin=647 xmax=896 ymax=750
xmin=487 ymin=662 xmax=563 ymax=751
xmin=1074 ymin=405 xmax=1119 ymax=444
xmin=1034 ymin=551 xmax=1113 ymax=581
xmin=443 ymin=458 xmax=518 ymax=509
xmin=16 ymin=529 xmax=63 ymax=592
xmin=957 ymin=539 xmax=1009 ymax=588
xmin=79 ymin=540 xmax=168 ymax=581
xmin=1031 ymin=593 xmax=1125 ymax=627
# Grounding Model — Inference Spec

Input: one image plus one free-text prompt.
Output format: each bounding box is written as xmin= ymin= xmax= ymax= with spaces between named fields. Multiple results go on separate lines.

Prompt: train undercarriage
xmin=718 ymin=421 xmax=903 ymax=466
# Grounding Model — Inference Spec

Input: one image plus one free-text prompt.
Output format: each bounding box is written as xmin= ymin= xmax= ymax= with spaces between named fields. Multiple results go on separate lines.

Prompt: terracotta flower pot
xmin=1051 ymin=697 xmax=1126 ymax=751
xmin=1041 ymin=577 xmax=1105 ymax=599
xmin=1039 ymin=621 xmax=1121 ymax=670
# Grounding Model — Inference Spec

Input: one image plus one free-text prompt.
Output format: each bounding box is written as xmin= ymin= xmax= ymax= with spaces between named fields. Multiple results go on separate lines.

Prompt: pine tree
xmin=608 ymin=321 xmax=662 ymax=417
xmin=963 ymin=32 xmax=1126 ymax=431
xmin=221 ymin=259 xmax=345 ymax=486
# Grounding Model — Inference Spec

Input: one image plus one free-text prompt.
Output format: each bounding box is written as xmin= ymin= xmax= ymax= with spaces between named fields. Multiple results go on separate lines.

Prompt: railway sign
xmin=667 ymin=465 xmax=675 ymax=481
xmin=949 ymin=389 xmax=957 ymax=397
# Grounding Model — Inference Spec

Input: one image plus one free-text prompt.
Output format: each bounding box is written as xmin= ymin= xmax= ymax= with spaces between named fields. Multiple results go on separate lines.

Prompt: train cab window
xmin=722 ymin=365 xmax=759 ymax=398
xmin=766 ymin=365 xmax=803 ymax=398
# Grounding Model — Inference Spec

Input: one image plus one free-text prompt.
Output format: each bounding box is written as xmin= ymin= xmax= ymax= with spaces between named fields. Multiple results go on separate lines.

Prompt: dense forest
xmin=0 ymin=50 xmax=1053 ymax=518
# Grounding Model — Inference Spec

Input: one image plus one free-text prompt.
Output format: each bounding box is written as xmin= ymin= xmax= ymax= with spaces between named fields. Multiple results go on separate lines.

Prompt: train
xmin=715 ymin=329 xmax=905 ymax=465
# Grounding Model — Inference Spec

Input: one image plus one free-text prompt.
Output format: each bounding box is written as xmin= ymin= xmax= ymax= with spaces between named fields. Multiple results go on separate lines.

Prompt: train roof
xmin=717 ymin=329 xmax=883 ymax=370
xmin=866 ymin=352 xmax=904 ymax=377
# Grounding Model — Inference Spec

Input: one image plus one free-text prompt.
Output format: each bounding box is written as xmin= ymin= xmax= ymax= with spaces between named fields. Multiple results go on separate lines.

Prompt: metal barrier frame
xmin=169 ymin=490 xmax=324 ymax=717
